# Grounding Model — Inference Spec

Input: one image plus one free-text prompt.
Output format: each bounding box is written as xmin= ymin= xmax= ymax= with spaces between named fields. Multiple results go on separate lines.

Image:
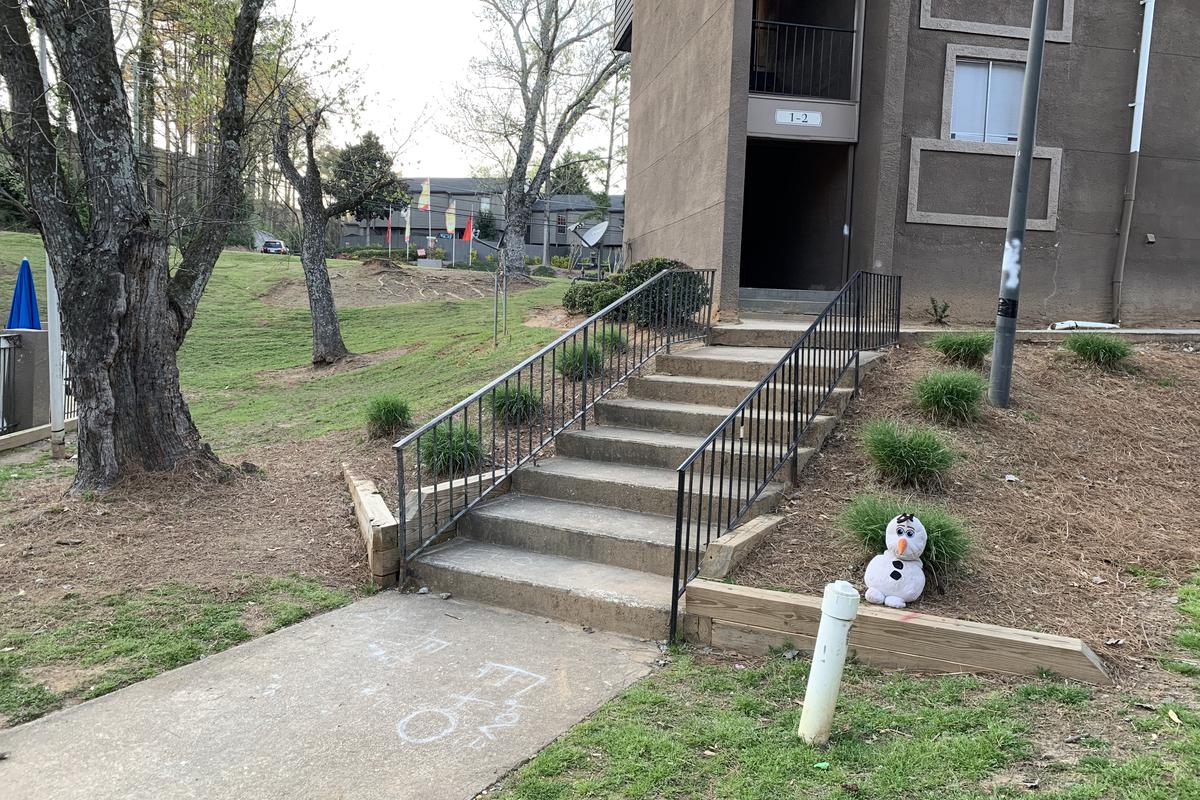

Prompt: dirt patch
xmin=260 ymin=262 xmax=544 ymax=309
xmin=523 ymin=306 xmax=588 ymax=331
xmin=733 ymin=342 xmax=1200 ymax=680
xmin=257 ymin=344 xmax=421 ymax=388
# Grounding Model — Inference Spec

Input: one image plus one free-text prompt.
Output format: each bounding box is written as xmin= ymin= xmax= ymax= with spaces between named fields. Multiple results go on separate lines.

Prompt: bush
xmin=550 ymin=255 xmax=571 ymax=269
xmin=562 ymin=280 xmax=616 ymax=314
xmin=1063 ymin=333 xmax=1133 ymax=368
xmin=419 ymin=424 xmax=484 ymax=475
xmin=589 ymin=283 xmax=626 ymax=316
xmin=617 ymin=258 xmax=709 ymax=327
xmin=557 ymin=342 xmax=603 ymax=379
xmin=594 ymin=328 xmax=627 ymax=354
xmin=840 ymin=494 xmax=970 ymax=574
xmin=861 ymin=419 xmax=957 ymax=487
xmin=913 ymin=369 xmax=987 ymax=423
xmin=926 ymin=297 xmax=951 ymax=325
xmin=491 ymin=385 xmax=542 ymax=424
xmin=531 ymin=264 xmax=556 ymax=278
xmin=929 ymin=331 xmax=994 ymax=369
xmin=525 ymin=256 xmax=542 ymax=266
xmin=365 ymin=395 xmax=412 ymax=439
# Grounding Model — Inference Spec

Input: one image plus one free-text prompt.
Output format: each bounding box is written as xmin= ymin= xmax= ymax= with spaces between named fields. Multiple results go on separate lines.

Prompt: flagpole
xmin=387 ymin=208 xmax=392 ymax=261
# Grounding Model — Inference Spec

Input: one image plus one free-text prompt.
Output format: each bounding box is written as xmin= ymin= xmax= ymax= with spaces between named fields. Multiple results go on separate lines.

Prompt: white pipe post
xmin=797 ymin=581 xmax=860 ymax=746
xmin=38 ymin=30 xmax=66 ymax=459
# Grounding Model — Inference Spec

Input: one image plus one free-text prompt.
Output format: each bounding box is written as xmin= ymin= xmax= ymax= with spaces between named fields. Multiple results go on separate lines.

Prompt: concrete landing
xmin=0 ymin=593 xmax=657 ymax=800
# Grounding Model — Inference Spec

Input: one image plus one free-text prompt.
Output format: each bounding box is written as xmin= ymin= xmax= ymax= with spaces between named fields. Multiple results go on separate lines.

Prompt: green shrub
xmin=557 ymin=342 xmax=603 ymax=380
xmin=925 ymin=297 xmax=951 ymax=325
xmin=1063 ymin=333 xmax=1133 ymax=368
xmin=365 ymin=395 xmax=412 ymax=439
xmin=531 ymin=264 xmax=556 ymax=278
xmin=913 ymin=369 xmax=987 ymax=423
xmin=861 ymin=419 xmax=957 ymax=487
xmin=929 ymin=331 xmax=994 ymax=369
xmin=419 ymin=424 xmax=484 ymax=475
xmin=525 ymin=256 xmax=542 ymax=266
xmin=594 ymin=328 xmax=627 ymax=354
xmin=562 ymin=280 xmax=618 ymax=315
xmin=840 ymin=494 xmax=970 ymax=574
xmin=491 ymin=385 xmax=542 ymax=424
xmin=589 ymin=283 xmax=626 ymax=316
xmin=550 ymin=255 xmax=571 ymax=269
xmin=617 ymin=258 xmax=709 ymax=327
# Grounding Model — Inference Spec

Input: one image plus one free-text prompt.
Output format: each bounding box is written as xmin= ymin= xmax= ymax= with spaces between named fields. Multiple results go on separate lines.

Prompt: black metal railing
xmin=0 ymin=333 xmax=18 ymax=434
xmin=750 ymin=19 xmax=855 ymax=100
xmin=669 ymin=271 xmax=901 ymax=638
xmin=62 ymin=351 xmax=77 ymax=420
xmin=396 ymin=268 xmax=717 ymax=561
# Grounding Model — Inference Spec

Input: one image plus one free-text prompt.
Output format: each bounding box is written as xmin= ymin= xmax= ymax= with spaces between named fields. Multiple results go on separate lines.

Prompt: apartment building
xmin=616 ymin=0 xmax=1199 ymax=324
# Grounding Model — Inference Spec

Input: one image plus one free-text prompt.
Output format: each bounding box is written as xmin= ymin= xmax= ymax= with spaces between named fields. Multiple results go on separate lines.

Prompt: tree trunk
xmin=503 ymin=200 xmax=532 ymax=277
xmin=66 ymin=224 xmax=220 ymax=491
xmin=300 ymin=206 xmax=349 ymax=364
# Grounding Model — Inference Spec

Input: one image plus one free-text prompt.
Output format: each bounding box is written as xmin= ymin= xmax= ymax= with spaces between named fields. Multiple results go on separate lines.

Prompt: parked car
xmin=260 ymin=240 xmax=289 ymax=255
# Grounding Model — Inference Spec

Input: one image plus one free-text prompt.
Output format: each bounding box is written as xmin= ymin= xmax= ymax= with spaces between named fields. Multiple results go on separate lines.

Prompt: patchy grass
xmin=840 ymin=494 xmax=971 ymax=574
xmin=929 ymin=330 xmax=994 ymax=369
xmin=1163 ymin=574 xmax=1200 ymax=676
xmin=0 ymin=453 xmax=75 ymax=499
xmin=0 ymin=576 xmax=351 ymax=726
xmin=490 ymin=651 xmax=1200 ymax=799
xmin=1064 ymin=333 xmax=1134 ymax=369
xmin=365 ymin=395 xmax=413 ymax=439
xmin=913 ymin=368 xmax=988 ymax=424
xmin=860 ymin=418 xmax=958 ymax=487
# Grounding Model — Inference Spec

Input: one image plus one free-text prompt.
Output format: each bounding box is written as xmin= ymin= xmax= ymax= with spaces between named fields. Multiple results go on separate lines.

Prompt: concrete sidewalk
xmin=0 ymin=592 xmax=658 ymax=799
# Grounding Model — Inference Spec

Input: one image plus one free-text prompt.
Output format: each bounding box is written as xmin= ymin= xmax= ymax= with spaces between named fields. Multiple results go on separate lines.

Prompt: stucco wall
xmin=624 ymin=0 xmax=750 ymax=317
xmin=890 ymin=0 xmax=1200 ymax=325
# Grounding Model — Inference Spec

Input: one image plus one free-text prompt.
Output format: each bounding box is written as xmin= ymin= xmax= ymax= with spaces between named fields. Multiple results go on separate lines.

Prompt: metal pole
xmin=542 ymin=197 xmax=550 ymax=269
xmin=988 ymin=0 xmax=1051 ymax=408
xmin=38 ymin=30 xmax=66 ymax=458
xmin=1111 ymin=0 xmax=1156 ymax=324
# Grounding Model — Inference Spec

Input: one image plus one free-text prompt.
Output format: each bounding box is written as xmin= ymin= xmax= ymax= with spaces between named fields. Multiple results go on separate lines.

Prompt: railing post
xmin=669 ymin=470 xmax=686 ymax=642
xmin=789 ymin=349 xmax=800 ymax=485
xmin=580 ymin=325 xmax=589 ymax=431
xmin=666 ymin=272 xmax=675 ymax=353
xmin=396 ymin=447 xmax=408 ymax=570
xmin=853 ymin=274 xmax=863 ymax=396
xmin=894 ymin=276 xmax=903 ymax=345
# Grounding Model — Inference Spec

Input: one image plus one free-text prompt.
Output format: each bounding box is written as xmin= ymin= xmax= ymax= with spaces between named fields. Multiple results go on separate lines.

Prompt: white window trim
xmin=940 ymin=44 xmax=1030 ymax=142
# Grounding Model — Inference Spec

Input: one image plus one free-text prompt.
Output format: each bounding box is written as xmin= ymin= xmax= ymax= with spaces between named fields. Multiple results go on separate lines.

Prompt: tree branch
xmin=323 ymin=172 xmax=397 ymax=221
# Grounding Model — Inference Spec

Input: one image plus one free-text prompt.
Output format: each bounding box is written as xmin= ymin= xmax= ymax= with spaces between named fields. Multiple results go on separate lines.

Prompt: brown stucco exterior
xmin=619 ymin=0 xmax=1200 ymax=325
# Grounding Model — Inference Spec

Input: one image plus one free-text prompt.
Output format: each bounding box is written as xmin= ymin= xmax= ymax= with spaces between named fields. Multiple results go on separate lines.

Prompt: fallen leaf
xmin=813 ymin=761 xmax=830 ymax=770
xmin=1168 ymin=709 xmax=1183 ymax=725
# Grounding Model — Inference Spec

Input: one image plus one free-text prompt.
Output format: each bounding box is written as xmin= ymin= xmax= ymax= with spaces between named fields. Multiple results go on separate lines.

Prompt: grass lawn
xmin=0 ymin=230 xmax=570 ymax=449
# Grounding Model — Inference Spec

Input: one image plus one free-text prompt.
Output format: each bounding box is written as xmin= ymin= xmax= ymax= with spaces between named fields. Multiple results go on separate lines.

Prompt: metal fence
xmin=750 ymin=20 xmax=855 ymax=100
xmin=396 ymin=268 xmax=717 ymax=561
xmin=62 ymin=351 xmax=77 ymax=420
xmin=0 ymin=333 xmax=18 ymax=434
xmin=669 ymin=271 xmax=901 ymax=638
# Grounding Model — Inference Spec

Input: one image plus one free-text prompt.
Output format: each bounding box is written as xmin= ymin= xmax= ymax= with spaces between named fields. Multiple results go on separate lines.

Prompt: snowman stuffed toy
xmin=863 ymin=513 xmax=927 ymax=608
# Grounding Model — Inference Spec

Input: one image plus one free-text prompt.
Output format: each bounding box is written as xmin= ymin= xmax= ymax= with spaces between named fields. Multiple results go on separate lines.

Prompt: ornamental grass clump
xmin=594 ymin=328 xmax=628 ymax=354
xmin=365 ymin=395 xmax=412 ymax=440
xmin=861 ymin=419 xmax=957 ymax=488
xmin=419 ymin=424 xmax=484 ymax=476
xmin=929 ymin=331 xmax=994 ymax=369
xmin=913 ymin=369 xmax=987 ymax=424
xmin=841 ymin=494 xmax=970 ymax=574
xmin=1064 ymin=333 xmax=1133 ymax=368
xmin=557 ymin=342 xmax=603 ymax=380
xmin=491 ymin=385 xmax=542 ymax=424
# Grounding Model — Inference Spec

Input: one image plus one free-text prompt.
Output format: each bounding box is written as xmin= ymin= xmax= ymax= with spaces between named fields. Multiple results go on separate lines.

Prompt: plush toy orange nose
xmin=896 ymin=538 xmax=907 ymax=556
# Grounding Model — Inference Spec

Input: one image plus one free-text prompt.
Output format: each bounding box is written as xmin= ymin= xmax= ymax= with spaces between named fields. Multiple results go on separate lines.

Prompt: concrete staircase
xmin=411 ymin=315 xmax=882 ymax=637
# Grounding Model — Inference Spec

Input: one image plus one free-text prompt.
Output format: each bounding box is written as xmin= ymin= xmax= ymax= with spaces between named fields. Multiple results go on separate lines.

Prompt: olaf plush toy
xmin=863 ymin=513 xmax=927 ymax=609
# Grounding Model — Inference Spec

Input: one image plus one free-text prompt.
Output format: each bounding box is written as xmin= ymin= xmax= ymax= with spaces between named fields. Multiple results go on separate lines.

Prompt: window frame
xmin=939 ymin=44 xmax=1030 ymax=143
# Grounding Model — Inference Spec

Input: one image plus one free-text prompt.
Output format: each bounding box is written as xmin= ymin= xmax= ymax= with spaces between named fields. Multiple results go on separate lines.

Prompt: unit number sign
xmin=775 ymin=109 xmax=823 ymax=127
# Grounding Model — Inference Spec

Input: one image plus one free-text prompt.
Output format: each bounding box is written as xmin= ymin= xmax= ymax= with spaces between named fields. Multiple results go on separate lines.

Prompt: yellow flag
xmin=445 ymin=200 xmax=457 ymax=234
xmin=418 ymin=179 xmax=431 ymax=211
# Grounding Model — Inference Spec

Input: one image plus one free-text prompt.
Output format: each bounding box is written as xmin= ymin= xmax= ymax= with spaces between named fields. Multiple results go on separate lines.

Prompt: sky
xmin=283 ymin=0 xmax=623 ymax=189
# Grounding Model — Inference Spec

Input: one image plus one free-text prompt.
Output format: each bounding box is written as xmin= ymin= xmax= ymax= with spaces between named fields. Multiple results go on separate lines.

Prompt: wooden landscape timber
xmin=343 ymin=464 xmax=401 ymax=587
xmin=684 ymin=579 xmax=1111 ymax=684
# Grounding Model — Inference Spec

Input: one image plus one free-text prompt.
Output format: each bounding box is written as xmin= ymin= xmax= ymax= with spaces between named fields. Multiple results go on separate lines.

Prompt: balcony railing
xmin=750 ymin=19 xmax=855 ymax=100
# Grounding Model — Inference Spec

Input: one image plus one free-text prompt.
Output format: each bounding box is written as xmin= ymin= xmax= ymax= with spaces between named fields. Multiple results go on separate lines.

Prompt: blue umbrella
xmin=6 ymin=258 xmax=42 ymax=330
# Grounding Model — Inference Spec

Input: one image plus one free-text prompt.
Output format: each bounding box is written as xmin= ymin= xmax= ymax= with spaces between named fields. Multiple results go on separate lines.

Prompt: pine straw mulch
xmin=732 ymin=340 xmax=1200 ymax=681
xmin=0 ymin=431 xmax=404 ymax=633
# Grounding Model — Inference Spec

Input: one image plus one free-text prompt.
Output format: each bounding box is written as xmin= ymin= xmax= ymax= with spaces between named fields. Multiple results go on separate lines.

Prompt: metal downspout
xmin=1112 ymin=0 xmax=1156 ymax=324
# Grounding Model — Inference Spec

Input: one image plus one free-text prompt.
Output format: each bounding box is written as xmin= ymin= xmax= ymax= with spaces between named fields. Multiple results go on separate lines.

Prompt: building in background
xmin=615 ymin=0 xmax=1200 ymax=324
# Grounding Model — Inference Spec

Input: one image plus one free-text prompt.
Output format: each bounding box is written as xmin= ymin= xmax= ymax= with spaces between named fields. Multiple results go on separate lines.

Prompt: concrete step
xmin=557 ymin=424 xmax=818 ymax=473
xmin=709 ymin=319 xmax=864 ymax=348
xmin=739 ymin=298 xmax=831 ymax=315
xmin=740 ymin=288 xmax=838 ymax=301
xmin=411 ymin=538 xmax=673 ymax=637
xmin=594 ymin=397 xmax=838 ymax=444
xmin=457 ymin=494 xmax=681 ymax=575
xmin=656 ymin=345 xmax=878 ymax=382
xmin=628 ymin=373 xmax=853 ymax=410
xmin=511 ymin=457 xmax=784 ymax=519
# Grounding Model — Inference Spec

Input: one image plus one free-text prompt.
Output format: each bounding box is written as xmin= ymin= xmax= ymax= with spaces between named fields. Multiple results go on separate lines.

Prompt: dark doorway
xmin=739 ymin=138 xmax=851 ymax=292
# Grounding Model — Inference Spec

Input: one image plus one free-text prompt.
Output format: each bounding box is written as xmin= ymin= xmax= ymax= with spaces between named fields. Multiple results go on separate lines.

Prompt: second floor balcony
xmin=750 ymin=19 xmax=855 ymax=101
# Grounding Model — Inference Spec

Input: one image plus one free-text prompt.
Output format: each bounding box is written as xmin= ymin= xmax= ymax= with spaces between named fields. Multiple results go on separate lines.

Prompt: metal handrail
xmin=668 ymin=271 xmax=902 ymax=638
xmin=754 ymin=19 xmax=854 ymax=33
xmin=396 ymin=268 xmax=717 ymax=563
xmin=750 ymin=19 xmax=856 ymax=100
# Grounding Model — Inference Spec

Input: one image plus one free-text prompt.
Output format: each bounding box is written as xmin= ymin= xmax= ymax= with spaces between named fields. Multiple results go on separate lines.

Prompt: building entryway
xmin=739 ymin=138 xmax=852 ymax=295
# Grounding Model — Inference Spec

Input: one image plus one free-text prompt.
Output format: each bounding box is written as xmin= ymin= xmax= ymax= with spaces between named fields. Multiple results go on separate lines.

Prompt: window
xmin=556 ymin=214 xmax=567 ymax=235
xmin=480 ymin=196 xmax=491 ymax=214
xmin=950 ymin=59 xmax=1024 ymax=143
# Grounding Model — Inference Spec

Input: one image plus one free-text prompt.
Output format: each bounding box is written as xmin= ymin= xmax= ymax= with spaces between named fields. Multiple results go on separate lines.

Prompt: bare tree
xmin=454 ymin=0 xmax=627 ymax=278
xmin=0 ymin=0 xmax=265 ymax=491
xmin=274 ymin=96 xmax=397 ymax=364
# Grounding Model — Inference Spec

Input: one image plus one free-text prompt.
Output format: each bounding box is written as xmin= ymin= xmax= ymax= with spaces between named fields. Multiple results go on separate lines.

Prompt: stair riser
xmin=511 ymin=469 xmax=781 ymax=519
xmin=457 ymin=513 xmax=677 ymax=575
xmin=627 ymin=376 xmax=853 ymax=411
xmin=656 ymin=353 xmax=856 ymax=383
xmin=738 ymin=299 xmax=831 ymax=315
xmin=594 ymin=403 xmax=839 ymax=446
xmin=410 ymin=559 xmax=670 ymax=637
xmin=557 ymin=430 xmax=792 ymax=472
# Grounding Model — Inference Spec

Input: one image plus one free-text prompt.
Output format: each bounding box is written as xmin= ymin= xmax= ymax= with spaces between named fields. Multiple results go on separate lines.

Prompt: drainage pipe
xmin=797 ymin=581 xmax=860 ymax=746
xmin=1112 ymin=0 xmax=1156 ymax=324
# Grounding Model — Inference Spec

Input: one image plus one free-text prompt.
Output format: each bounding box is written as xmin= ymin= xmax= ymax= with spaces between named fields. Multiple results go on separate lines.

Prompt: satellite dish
xmin=572 ymin=220 xmax=609 ymax=248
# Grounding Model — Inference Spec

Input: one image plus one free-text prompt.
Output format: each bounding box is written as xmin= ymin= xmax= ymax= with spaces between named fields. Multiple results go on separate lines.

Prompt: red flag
xmin=385 ymin=210 xmax=392 ymax=245
xmin=462 ymin=212 xmax=474 ymax=242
